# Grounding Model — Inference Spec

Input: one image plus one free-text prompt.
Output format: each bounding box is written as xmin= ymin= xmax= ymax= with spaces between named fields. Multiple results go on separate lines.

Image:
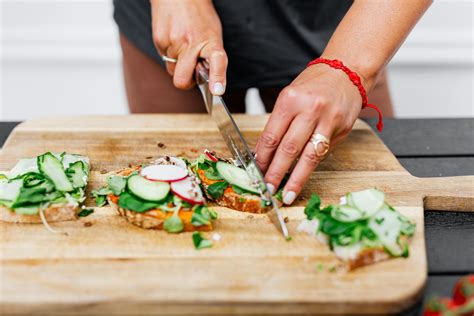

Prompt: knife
xmin=195 ymin=61 xmax=290 ymax=240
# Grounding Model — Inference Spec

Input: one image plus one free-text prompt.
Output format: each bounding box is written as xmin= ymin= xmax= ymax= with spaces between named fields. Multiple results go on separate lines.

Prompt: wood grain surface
xmin=0 ymin=114 xmax=472 ymax=315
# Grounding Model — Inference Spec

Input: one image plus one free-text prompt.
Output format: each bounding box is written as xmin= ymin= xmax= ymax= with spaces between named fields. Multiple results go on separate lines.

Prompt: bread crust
xmin=346 ymin=248 xmax=390 ymax=270
xmin=196 ymin=168 xmax=270 ymax=214
xmin=108 ymin=196 xmax=212 ymax=231
xmin=0 ymin=204 xmax=77 ymax=224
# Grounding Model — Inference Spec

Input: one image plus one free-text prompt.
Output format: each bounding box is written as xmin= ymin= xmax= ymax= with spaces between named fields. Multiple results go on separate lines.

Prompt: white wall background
xmin=0 ymin=0 xmax=473 ymax=121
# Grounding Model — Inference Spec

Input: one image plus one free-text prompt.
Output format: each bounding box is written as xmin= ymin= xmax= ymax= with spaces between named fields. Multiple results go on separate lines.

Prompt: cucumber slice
xmin=331 ymin=205 xmax=363 ymax=222
xmin=368 ymin=206 xmax=403 ymax=256
xmin=215 ymin=161 xmax=259 ymax=194
xmin=347 ymin=188 xmax=385 ymax=217
xmin=0 ymin=178 xmax=23 ymax=202
xmin=127 ymin=174 xmax=170 ymax=202
xmin=8 ymin=158 xmax=39 ymax=179
xmin=37 ymin=152 xmax=74 ymax=192
xmin=14 ymin=205 xmax=39 ymax=215
xmin=66 ymin=161 xmax=88 ymax=188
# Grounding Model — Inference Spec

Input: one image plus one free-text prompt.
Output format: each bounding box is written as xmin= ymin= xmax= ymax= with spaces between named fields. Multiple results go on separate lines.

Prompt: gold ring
xmin=310 ymin=133 xmax=330 ymax=157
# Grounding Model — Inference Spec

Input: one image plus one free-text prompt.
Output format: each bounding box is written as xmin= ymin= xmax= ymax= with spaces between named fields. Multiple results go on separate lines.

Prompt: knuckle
xmin=279 ymin=87 xmax=298 ymax=103
xmin=173 ymin=76 xmax=191 ymax=90
xmin=280 ymin=140 xmax=300 ymax=157
xmin=302 ymin=149 xmax=321 ymax=166
xmin=308 ymin=97 xmax=328 ymax=114
xmin=259 ymin=131 xmax=279 ymax=148
xmin=265 ymin=170 xmax=284 ymax=183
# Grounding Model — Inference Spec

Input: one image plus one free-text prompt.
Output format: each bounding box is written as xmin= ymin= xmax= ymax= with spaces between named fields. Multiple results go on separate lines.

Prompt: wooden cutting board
xmin=0 ymin=115 xmax=472 ymax=315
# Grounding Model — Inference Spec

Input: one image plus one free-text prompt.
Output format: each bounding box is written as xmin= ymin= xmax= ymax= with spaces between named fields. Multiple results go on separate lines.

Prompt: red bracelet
xmin=307 ymin=57 xmax=384 ymax=132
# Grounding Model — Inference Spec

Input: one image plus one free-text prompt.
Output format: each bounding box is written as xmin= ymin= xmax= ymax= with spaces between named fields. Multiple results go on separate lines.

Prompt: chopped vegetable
xmin=301 ymin=189 xmax=416 ymax=261
xmin=206 ymin=181 xmax=229 ymax=199
xmin=192 ymin=232 xmax=213 ymax=250
xmin=78 ymin=208 xmax=94 ymax=217
xmin=107 ymin=175 xmax=126 ymax=195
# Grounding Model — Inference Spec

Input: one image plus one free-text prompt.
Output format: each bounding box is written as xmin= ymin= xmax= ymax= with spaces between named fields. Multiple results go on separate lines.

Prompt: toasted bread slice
xmin=345 ymin=248 xmax=390 ymax=271
xmin=0 ymin=204 xmax=77 ymax=224
xmin=196 ymin=168 xmax=269 ymax=214
xmin=108 ymin=195 xmax=212 ymax=231
xmin=106 ymin=165 xmax=213 ymax=231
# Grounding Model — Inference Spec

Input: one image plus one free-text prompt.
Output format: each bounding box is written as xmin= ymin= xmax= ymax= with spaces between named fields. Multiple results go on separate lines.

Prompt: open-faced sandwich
xmin=298 ymin=188 xmax=416 ymax=271
xmin=191 ymin=150 xmax=278 ymax=213
xmin=0 ymin=152 xmax=90 ymax=224
xmin=93 ymin=156 xmax=217 ymax=233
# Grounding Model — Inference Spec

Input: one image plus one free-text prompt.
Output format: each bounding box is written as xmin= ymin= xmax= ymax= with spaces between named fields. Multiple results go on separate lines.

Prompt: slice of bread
xmin=196 ymin=168 xmax=270 ymax=214
xmin=107 ymin=165 xmax=213 ymax=231
xmin=0 ymin=204 xmax=77 ymax=224
xmin=108 ymin=196 xmax=212 ymax=231
xmin=345 ymin=248 xmax=390 ymax=271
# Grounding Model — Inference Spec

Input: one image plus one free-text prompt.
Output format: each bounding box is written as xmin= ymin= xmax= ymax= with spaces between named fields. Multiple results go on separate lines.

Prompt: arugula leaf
xmin=304 ymin=194 xmax=321 ymax=220
xmin=78 ymin=208 xmax=94 ymax=217
xmin=107 ymin=175 xmax=127 ymax=195
xmin=207 ymin=181 xmax=228 ymax=199
xmin=118 ymin=191 xmax=160 ymax=213
xmin=192 ymin=232 xmax=213 ymax=250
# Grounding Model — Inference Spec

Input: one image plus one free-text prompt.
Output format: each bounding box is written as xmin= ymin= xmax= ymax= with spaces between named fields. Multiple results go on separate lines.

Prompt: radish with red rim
xmin=171 ymin=177 xmax=205 ymax=205
xmin=204 ymin=149 xmax=218 ymax=162
xmin=141 ymin=165 xmax=188 ymax=182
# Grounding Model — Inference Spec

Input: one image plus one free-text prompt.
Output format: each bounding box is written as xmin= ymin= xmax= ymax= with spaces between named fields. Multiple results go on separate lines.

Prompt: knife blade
xmin=195 ymin=61 xmax=290 ymax=240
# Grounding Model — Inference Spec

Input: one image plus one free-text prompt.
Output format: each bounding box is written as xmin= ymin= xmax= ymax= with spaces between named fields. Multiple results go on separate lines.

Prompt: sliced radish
xmin=204 ymin=149 xmax=218 ymax=162
xmin=141 ymin=165 xmax=188 ymax=182
xmin=169 ymin=157 xmax=187 ymax=169
xmin=171 ymin=177 xmax=205 ymax=205
xmin=154 ymin=156 xmax=187 ymax=169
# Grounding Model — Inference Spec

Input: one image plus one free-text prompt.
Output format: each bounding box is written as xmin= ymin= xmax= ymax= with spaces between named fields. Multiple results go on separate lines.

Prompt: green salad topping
xmin=301 ymin=189 xmax=416 ymax=258
xmin=0 ymin=152 xmax=90 ymax=215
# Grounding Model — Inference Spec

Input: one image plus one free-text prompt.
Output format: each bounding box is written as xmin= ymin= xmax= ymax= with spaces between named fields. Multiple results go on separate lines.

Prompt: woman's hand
xmin=150 ymin=0 xmax=227 ymax=95
xmin=255 ymin=63 xmax=365 ymax=205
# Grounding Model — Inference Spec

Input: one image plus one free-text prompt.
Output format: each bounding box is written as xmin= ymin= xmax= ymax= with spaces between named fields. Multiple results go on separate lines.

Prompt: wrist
xmin=318 ymin=54 xmax=379 ymax=92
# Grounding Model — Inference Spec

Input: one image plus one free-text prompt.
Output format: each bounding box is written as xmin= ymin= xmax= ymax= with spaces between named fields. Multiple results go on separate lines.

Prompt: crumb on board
xmin=247 ymin=215 xmax=254 ymax=219
xmin=83 ymin=222 xmax=93 ymax=227
xmin=190 ymin=148 xmax=198 ymax=153
xmin=100 ymin=169 xmax=108 ymax=174
xmin=145 ymin=156 xmax=153 ymax=159
xmin=157 ymin=142 xmax=166 ymax=148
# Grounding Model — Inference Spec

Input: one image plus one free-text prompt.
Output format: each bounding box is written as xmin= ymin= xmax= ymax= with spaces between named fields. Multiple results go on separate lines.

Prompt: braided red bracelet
xmin=307 ymin=57 xmax=384 ymax=132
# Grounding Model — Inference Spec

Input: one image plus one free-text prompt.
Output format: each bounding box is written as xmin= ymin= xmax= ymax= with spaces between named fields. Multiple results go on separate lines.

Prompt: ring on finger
xmin=310 ymin=133 xmax=330 ymax=157
xmin=162 ymin=55 xmax=177 ymax=63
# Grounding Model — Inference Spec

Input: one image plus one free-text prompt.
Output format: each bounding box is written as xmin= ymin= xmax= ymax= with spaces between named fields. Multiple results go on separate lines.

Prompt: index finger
xmin=200 ymin=42 xmax=228 ymax=96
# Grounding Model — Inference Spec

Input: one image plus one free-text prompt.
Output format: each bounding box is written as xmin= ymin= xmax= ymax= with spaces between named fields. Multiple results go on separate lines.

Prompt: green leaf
xmin=204 ymin=167 xmax=223 ymax=180
xmin=92 ymin=187 xmax=111 ymax=207
xmin=163 ymin=214 xmax=184 ymax=233
xmin=207 ymin=181 xmax=228 ymax=199
xmin=192 ymin=232 xmax=213 ymax=250
xmin=231 ymin=185 xmax=253 ymax=195
xmin=191 ymin=205 xmax=216 ymax=226
xmin=118 ymin=191 xmax=160 ymax=213
xmin=78 ymin=208 xmax=94 ymax=217
xmin=107 ymin=175 xmax=127 ymax=195
xmin=274 ymin=188 xmax=284 ymax=202
xmin=12 ymin=181 xmax=53 ymax=208
xmin=95 ymin=195 xmax=107 ymax=207
xmin=304 ymin=194 xmax=321 ymax=220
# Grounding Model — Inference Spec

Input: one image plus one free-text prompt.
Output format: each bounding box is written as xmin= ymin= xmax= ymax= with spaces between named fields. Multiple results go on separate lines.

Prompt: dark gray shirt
xmin=113 ymin=0 xmax=352 ymax=90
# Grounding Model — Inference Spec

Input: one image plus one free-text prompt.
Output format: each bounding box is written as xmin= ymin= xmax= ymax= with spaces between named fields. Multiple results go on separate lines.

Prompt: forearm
xmin=322 ymin=0 xmax=432 ymax=91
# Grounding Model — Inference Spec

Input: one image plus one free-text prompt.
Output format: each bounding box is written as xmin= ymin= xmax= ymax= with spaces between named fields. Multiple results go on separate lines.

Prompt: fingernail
xmin=283 ymin=191 xmax=296 ymax=205
xmin=213 ymin=82 xmax=225 ymax=95
xmin=266 ymin=183 xmax=275 ymax=195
